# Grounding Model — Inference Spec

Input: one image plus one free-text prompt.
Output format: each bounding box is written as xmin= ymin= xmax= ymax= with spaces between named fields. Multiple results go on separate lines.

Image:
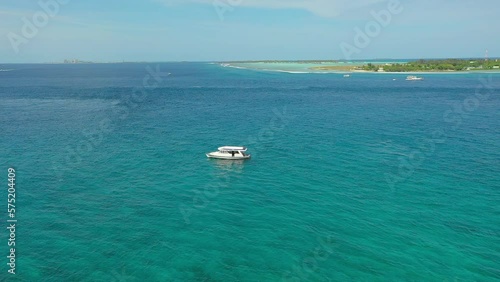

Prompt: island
xmin=311 ymin=59 xmax=500 ymax=72
xmin=63 ymin=59 xmax=94 ymax=64
xmin=221 ymin=58 xmax=500 ymax=73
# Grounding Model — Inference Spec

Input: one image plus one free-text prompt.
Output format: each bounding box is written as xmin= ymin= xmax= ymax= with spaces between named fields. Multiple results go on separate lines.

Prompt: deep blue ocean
xmin=0 ymin=63 xmax=499 ymax=281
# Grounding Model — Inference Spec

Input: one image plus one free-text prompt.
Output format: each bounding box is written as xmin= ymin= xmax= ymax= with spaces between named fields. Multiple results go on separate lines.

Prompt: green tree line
xmin=361 ymin=59 xmax=500 ymax=72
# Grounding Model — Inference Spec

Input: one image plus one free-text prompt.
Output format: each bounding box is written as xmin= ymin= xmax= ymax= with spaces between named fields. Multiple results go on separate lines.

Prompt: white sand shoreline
xmin=220 ymin=63 xmax=500 ymax=75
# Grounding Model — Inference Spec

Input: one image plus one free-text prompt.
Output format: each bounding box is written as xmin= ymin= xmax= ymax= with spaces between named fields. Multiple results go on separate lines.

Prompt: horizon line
xmin=2 ymin=56 xmax=500 ymax=64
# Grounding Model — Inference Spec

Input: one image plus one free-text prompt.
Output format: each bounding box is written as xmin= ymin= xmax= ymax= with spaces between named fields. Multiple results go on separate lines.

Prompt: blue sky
xmin=1 ymin=0 xmax=499 ymax=63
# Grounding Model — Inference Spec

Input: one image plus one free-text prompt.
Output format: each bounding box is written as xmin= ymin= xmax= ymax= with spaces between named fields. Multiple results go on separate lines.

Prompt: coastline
xmin=219 ymin=61 xmax=500 ymax=74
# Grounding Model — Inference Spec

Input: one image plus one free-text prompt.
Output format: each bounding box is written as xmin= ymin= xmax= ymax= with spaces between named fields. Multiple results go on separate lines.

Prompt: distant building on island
xmin=63 ymin=59 xmax=93 ymax=64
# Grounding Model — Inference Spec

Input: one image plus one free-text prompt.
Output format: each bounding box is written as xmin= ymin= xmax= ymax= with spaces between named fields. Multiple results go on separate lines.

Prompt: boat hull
xmin=406 ymin=76 xmax=423 ymax=81
xmin=206 ymin=153 xmax=251 ymax=160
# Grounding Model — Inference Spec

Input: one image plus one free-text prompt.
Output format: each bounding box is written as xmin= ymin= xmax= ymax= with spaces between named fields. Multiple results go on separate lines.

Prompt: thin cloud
xmin=0 ymin=8 xmax=35 ymax=18
xmin=154 ymin=0 xmax=386 ymax=17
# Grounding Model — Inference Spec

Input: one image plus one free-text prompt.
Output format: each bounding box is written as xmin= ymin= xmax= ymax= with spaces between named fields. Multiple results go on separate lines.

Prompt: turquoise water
xmin=0 ymin=63 xmax=499 ymax=281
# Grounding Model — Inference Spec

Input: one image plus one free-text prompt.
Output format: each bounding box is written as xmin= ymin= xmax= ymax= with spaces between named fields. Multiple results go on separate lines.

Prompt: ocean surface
xmin=0 ymin=63 xmax=499 ymax=281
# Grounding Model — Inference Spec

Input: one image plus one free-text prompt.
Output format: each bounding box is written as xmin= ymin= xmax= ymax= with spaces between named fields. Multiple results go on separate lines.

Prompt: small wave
xmin=0 ymin=69 xmax=14 ymax=72
xmin=226 ymin=65 xmax=249 ymax=70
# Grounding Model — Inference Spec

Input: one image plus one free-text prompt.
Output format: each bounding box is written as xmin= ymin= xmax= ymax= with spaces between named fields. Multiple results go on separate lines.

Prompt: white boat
xmin=343 ymin=74 xmax=350 ymax=78
xmin=406 ymin=75 xmax=423 ymax=81
xmin=206 ymin=146 xmax=251 ymax=160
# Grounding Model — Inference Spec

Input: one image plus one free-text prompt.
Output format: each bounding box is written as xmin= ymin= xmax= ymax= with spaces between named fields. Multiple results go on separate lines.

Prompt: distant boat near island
xmin=406 ymin=75 xmax=424 ymax=81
